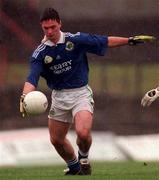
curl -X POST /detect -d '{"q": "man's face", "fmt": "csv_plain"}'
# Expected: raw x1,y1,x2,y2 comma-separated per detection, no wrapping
41,19,61,42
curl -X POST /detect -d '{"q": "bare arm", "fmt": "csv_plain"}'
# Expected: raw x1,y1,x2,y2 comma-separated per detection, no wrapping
22,82,36,95
108,36,129,47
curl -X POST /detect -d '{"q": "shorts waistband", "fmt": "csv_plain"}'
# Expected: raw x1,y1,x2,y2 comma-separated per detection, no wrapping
53,85,88,92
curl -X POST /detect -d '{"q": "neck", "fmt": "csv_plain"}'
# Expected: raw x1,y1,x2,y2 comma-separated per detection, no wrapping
51,31,61,44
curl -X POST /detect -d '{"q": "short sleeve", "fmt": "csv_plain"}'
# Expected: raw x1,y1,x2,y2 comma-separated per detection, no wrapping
26,56,43,87
74,33,108,56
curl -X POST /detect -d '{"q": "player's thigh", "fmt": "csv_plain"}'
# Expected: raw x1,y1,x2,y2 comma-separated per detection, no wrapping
48,118,71,142
74,110,93,135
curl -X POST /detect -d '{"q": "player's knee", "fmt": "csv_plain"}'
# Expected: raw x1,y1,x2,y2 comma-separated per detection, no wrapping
50,136,64,147
77,129,90,141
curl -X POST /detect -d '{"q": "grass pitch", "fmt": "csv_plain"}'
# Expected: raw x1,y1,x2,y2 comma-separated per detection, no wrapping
0,161,159,180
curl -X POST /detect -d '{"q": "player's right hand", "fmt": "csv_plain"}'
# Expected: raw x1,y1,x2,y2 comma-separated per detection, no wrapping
141,87,159,107
20,94,27,117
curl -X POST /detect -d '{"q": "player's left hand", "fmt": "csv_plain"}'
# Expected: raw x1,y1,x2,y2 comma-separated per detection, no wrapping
141,87,159,107
20,94,27,117
128,35,156,45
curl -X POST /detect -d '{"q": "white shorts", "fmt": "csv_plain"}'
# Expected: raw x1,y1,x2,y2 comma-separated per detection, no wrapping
48,85,94,123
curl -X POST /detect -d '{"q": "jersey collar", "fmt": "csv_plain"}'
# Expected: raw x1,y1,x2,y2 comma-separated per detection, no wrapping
44,31,65,46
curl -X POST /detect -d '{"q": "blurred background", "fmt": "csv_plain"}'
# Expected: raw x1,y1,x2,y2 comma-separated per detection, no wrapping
1,0,159,166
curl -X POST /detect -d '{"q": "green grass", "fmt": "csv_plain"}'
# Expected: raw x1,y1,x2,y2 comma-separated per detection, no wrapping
6,63,29,86
6,63,48,89
90,63,159,96
0,161,159,180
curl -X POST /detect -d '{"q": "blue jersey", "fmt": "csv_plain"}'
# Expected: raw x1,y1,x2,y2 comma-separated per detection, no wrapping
27,32,108,90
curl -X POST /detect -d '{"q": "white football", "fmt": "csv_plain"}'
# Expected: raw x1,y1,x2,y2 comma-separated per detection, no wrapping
23,91,48,115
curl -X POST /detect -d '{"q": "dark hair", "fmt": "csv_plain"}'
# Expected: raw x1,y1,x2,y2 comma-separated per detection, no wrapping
40,8,60,23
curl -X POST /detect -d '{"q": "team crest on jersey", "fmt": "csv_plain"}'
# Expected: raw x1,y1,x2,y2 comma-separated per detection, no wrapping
65,41,74,51
44,55,53,64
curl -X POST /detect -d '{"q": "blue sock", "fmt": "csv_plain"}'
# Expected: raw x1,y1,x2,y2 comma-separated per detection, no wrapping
67,158,80,171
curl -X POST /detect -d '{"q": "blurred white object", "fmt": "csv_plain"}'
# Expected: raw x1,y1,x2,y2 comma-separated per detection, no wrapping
23,91,48,115
141,87,159,107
